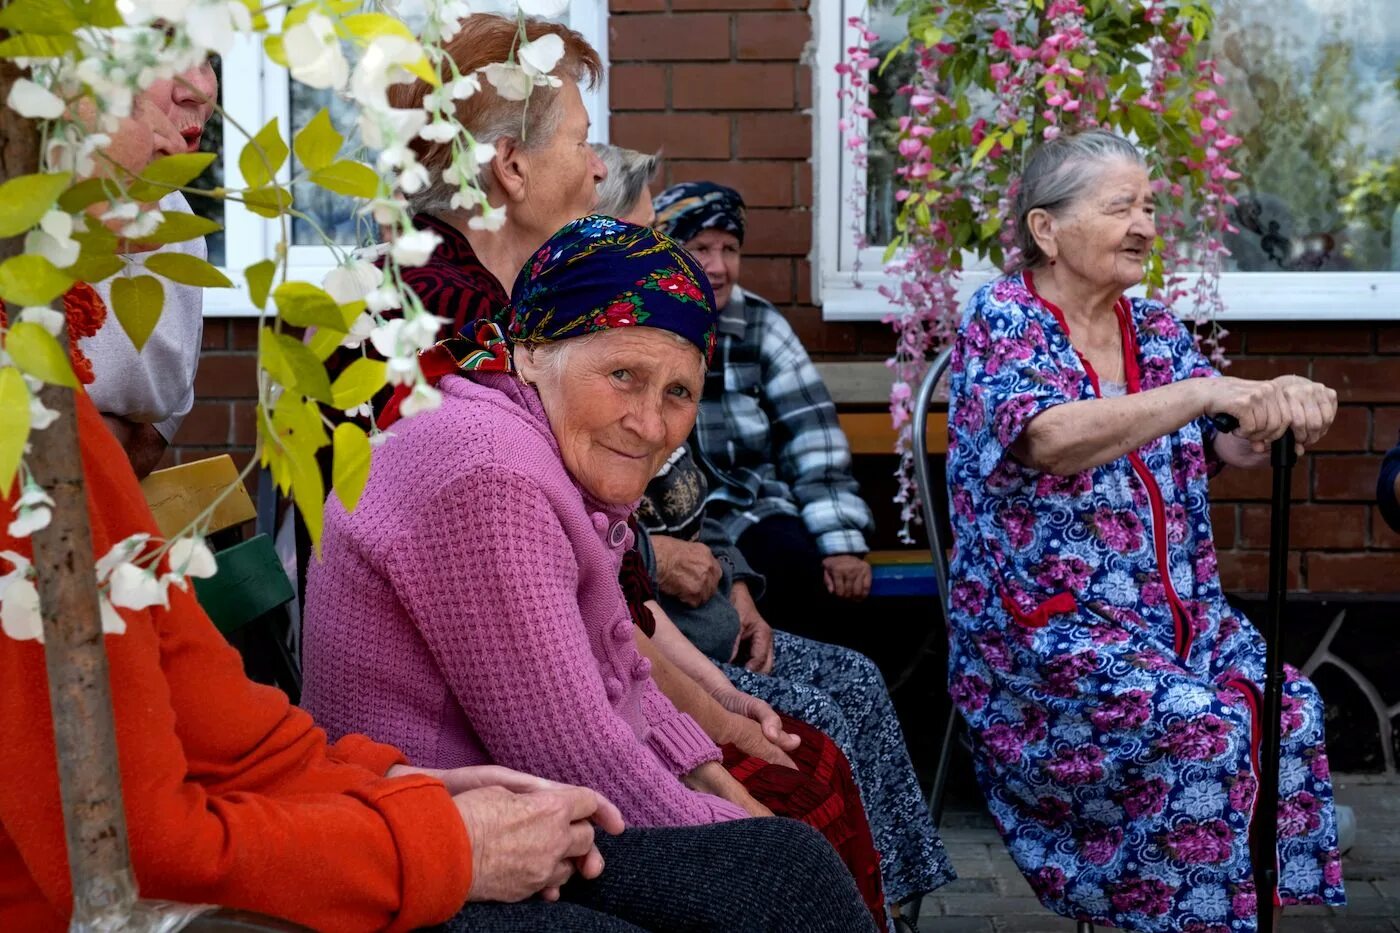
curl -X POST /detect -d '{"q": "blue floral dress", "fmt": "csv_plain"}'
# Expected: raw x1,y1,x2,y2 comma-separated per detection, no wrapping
945,271,1345,932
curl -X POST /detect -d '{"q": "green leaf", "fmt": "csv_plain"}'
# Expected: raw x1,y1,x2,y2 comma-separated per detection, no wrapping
331,357,386,410
969,132,999,168
66,251,124,284
243,185,293,218
273,281,344,330
144,252,234,288
290,445,326,552
134,211,223,246
6,322,77,388
0,33,77,58
110,275,165,351
306,325,344,361
139,152,217,190
0,367,30,494
332,422,372,512
0,254,73,306
262,330,333,403
263,32,287,67
58,177,118,212
245,259,277,310
239,117,288,189
0,0,79,34
309,160,380,199
293,108,343,173
0,172,71,238
342,11,415,41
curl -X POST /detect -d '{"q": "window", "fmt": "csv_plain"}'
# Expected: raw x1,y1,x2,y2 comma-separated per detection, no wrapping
203,1,610,315
813,0,1400,321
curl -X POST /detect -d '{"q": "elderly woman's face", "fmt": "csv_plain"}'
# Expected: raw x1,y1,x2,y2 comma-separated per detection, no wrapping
1041,159,1155,292
685,229,741,312
521,328,704,504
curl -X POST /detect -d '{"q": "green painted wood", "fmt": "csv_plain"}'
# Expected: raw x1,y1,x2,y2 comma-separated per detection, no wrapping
193,534,294,636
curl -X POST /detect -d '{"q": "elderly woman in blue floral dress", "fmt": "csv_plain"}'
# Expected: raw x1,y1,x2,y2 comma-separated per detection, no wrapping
945,130,1346,932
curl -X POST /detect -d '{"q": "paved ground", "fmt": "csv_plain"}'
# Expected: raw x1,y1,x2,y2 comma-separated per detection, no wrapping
915,773,1400,932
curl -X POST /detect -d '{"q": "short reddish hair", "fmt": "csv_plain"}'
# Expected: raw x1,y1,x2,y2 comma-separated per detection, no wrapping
389,14,603,213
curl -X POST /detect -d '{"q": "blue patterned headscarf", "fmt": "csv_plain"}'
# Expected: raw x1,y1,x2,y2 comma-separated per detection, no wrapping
651,182,746,246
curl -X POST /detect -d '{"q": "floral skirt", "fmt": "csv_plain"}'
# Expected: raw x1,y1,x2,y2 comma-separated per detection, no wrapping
723,631,956,905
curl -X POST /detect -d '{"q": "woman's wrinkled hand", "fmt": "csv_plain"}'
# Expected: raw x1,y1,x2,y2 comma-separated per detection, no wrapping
683,761,773,818
652,535,723,607
1271,374,1338,452
451,783,624,903
1205,375,1337,454
729,581,775,672
713,688,801,768
822,554,872,601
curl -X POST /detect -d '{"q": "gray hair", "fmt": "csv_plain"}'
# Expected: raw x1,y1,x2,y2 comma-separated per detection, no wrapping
592,144,661,218
520,328,700,386
1010,130,1146,271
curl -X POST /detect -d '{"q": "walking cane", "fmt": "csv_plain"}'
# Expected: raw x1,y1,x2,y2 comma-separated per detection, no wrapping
1212,415,1294,933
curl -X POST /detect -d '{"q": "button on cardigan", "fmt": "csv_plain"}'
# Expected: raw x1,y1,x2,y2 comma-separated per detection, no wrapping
303,372,748,828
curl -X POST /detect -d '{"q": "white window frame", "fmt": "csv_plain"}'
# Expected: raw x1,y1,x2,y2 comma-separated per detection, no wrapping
811,0,1400,323
204,2,610,316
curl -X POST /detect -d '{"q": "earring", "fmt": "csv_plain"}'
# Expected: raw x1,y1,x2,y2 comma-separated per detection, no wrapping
1049,257,1057,266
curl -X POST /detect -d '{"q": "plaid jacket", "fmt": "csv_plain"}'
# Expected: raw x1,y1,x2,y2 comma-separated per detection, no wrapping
690,287,873,556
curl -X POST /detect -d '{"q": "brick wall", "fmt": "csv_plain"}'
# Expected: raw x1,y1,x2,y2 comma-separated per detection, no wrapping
170,1,1399,595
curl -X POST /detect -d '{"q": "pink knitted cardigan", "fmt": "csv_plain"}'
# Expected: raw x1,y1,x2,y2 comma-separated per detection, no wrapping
302,372,747,828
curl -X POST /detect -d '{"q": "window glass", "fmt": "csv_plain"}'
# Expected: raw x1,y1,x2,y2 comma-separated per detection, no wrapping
861,3,914,249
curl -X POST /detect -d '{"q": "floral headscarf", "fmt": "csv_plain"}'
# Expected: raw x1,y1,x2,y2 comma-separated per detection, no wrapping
378,215,718,427
651,182,746,247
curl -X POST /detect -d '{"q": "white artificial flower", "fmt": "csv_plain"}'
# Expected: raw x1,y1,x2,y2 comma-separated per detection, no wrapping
358,106,428,152
467,204,507,232
108,562,170,610
0,577,42,642
385,355,417,386
350,35,423,108
401,311,445,349
120,209,164,239
140,0,195,23
518,34,564,78
101,202,140,222
343,401,373,419
450,73,481,100
417,120,458,144
389,228,443,267
322,260,381,305
473,141,496,165
98,595,127,635
25,211,82,269
364,285,403,314
368,318,405,359
28,395,59,431
46,129,110,177
431,0,473,40
7,485,55,538
340,311,378,350
282,14,349,91
399,382,442,418
480,62,532,101
184,0,252,56
6,78,65,119
166,535,218,579
96,533,151,581
515,0,569,17
364,196,408,227
397,159,431,195
19,305,67,337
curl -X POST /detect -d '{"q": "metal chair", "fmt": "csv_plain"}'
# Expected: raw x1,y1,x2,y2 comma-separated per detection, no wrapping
908,347,1094,933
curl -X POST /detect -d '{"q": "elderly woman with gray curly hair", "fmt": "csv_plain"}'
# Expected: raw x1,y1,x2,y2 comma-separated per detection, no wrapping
944,129,1346,931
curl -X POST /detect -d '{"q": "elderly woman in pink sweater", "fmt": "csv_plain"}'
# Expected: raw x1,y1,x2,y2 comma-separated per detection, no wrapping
303,217,771,830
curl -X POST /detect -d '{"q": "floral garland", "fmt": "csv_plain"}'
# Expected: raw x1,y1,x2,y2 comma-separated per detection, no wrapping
838,0,1240,539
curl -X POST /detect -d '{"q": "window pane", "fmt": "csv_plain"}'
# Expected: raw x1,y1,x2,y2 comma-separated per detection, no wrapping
861,3,914,248
1214,0,1399,271
190,54,225,266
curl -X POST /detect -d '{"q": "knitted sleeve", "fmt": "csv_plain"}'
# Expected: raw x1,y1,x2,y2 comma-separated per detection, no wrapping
383,463,747,829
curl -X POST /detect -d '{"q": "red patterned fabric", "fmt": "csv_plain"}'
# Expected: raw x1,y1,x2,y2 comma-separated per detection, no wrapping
722,713,887,928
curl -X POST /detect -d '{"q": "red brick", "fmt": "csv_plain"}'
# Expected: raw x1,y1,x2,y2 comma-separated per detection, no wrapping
193,354,259,399
1242,323,1373,355
1310,405,1368,452
794,257,812,305
611,112,730,160
1312,455,1384,501
740,256,795,304
1240,503,1368,550
1216,550,1301,594
668,159,794,207
745,206,811,255
795,161,812,207
1223,355,1309,383
1376,325,1400,353
231,318,259,350
174,403,231,446
1312,357,1400,403
1208,460,1309,502
1374,407,1400,452
672,63,795,110
736,12,810,60
1210,325,1244,359
673,0,805,9
610,64,667,110
736,112,811,159
1372,507,1400,550
795,63,812,109
232,401,258,447
1210,503,1237,549
201,320,227,350
610,0,665,11
786,305,857,353
610,13,731,61
1307,551,1400,593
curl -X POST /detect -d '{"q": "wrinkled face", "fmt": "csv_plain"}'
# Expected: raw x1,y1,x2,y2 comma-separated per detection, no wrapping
1043,159,1156,291
684,228,741,311
520,80,608,235
521,328,704,505
142,60,219,152
620,183,655,227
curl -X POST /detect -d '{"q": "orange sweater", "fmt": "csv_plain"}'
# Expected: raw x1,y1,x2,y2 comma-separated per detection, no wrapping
0,393,472,931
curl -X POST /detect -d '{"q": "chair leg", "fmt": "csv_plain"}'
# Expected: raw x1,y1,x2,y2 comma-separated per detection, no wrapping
927,703,959,829
1076,921,1095,932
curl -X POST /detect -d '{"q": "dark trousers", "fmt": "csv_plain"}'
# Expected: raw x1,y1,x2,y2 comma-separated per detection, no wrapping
436,818,878,933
